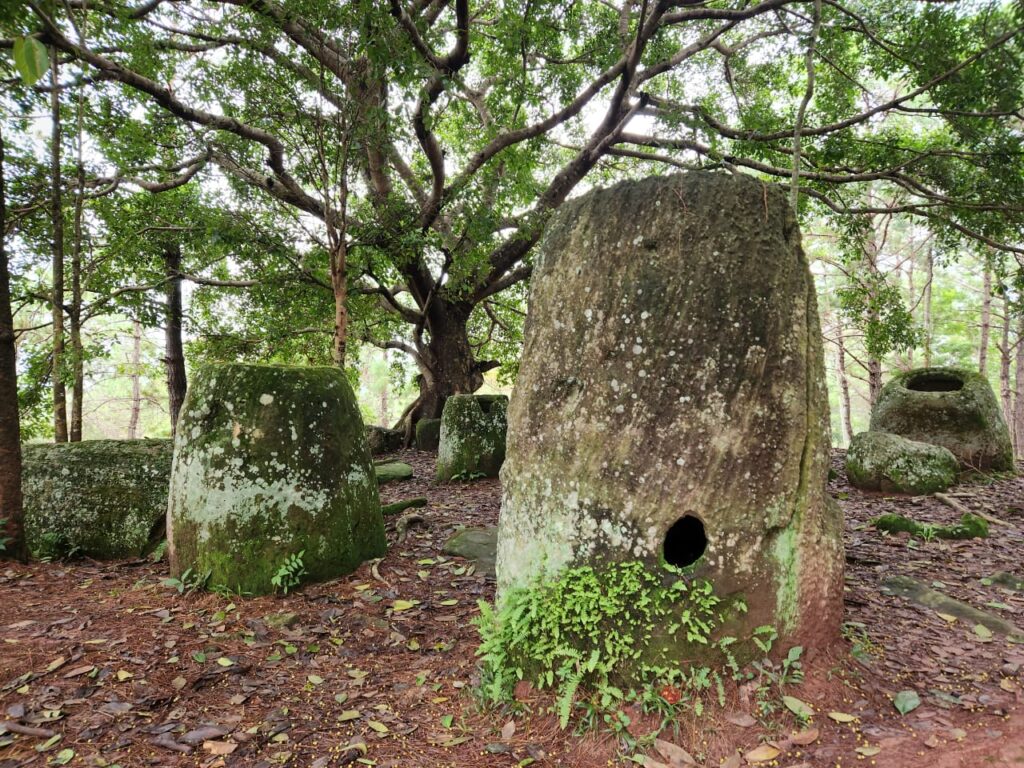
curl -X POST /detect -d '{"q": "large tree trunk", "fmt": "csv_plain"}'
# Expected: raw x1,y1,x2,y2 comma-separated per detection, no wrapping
50,50,68,443
979,261,991,375
128,319,143,439
397,299,490,441
0,124,26,561
163,245,187,435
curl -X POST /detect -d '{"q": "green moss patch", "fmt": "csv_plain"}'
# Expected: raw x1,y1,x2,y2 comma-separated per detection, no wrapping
23,439,172,560
872,512,989,540
375,462,413,485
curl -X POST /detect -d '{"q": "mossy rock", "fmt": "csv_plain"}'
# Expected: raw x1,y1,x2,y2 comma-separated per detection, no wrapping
375,462,413,485
871,367,1014,471
415,418,441,452
23,439,172,560
167,363,386,595
366,425,403,456
873,512,988,539
437,395,508,482
846,431,958,495
497,172,844,669
442,526,497,575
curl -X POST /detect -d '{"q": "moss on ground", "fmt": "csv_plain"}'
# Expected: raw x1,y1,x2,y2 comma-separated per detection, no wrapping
873,512,989,540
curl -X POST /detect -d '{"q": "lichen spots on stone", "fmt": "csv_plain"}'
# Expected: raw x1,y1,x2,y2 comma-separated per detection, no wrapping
437,395,508,482
23,439,173,560
167,363,385,594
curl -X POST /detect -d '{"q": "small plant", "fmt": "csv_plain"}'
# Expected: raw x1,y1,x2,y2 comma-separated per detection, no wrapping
449,470,488,482
161,567,210,595
475,561,731,729
271,551,307,595
0,518,9,553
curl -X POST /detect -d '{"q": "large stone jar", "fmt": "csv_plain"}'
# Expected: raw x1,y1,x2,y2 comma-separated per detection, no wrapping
496,172,843,662
168,363,386,594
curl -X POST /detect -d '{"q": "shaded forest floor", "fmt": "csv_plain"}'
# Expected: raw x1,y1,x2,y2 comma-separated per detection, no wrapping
2,450,1024,768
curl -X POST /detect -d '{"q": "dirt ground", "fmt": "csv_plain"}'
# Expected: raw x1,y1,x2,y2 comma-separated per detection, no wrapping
1,449,1023,768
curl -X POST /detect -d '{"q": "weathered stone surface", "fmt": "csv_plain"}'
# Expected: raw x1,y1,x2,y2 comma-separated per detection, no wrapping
366,425,403,456
846,431,958,495
23,439,172,559
436,395,508,482
497,172,843,661
375,462,413,485
415,418,441,452
168,363,386,594
442,526,497,575
871,367,1014,471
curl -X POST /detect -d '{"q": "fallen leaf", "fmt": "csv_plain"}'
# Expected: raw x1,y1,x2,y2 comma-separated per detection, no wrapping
115,670,133,681
782,695,813,719
936,612,958,623
790,728,819,746
216,657,234,667
367,720,389,734
62,664,95,679
725,712,757,728
893,689,921,715
392,600,416,612
501,720,516,740
856,746,881,756
827,711,857,723
743,744,780,763
338,710,361,722
171,676,187,690
307,674,324,685
974,624,994,641
655,737,697,765
203,740,237,756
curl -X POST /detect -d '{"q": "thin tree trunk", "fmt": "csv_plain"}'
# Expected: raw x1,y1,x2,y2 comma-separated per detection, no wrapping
999,297,1013,440
68,112,86,442
50,50,68,442
836,318,854,444
163,245,187,435
331,241,348,367
979,261,991,376
128,320,143,440
0,124,26,561
905,254,915,367
923,246,934,368
1014,314,1024,455
867,358,883,409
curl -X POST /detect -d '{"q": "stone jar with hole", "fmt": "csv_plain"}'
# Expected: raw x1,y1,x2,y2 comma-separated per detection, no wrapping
436,394,509,481
167,363,386,594
870,366,1014,471
496,172,844,666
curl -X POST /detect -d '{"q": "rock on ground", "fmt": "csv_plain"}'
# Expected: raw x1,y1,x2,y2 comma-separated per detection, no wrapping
415,418,441,452
871,366,1014,471
366,425,404,456
23,439,172,559
846,430,959,495
167,363,386,594
442,526,497,575
436,395,508,482
497,172,844,661
375,462,413,485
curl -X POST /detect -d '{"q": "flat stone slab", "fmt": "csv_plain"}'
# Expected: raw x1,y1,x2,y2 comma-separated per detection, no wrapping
375,462,413,485
882,575,1023,639
442,526,497,575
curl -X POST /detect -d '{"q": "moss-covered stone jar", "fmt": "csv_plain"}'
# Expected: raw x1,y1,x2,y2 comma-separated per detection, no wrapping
23,439,172,559
496,172,844,666
167,363,386,594
436,395,508,482
870,367,1014,471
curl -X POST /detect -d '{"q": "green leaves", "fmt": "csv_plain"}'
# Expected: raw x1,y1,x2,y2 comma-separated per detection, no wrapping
892,689,921,715
12,36,49,85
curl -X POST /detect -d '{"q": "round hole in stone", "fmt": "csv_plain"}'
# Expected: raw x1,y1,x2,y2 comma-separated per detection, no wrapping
663,515,707,568
906,372,964,392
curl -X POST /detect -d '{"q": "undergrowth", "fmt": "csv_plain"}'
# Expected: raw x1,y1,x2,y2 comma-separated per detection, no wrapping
475,561,755,734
